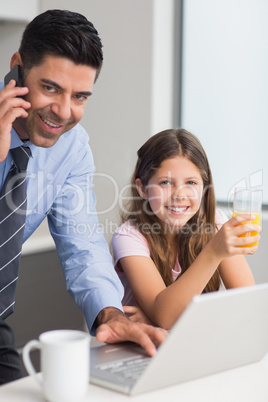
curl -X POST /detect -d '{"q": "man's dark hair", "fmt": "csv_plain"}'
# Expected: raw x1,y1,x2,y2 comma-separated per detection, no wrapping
19,9,103,81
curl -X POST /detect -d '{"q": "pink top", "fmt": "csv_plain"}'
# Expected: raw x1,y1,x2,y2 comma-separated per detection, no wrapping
112,209,228,306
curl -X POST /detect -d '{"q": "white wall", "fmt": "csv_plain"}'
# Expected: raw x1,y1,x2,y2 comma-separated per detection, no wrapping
0,1,38,22
181,0,268,204
0,22,25,75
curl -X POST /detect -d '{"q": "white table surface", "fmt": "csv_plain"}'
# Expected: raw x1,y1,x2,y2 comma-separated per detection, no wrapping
1,353,268,402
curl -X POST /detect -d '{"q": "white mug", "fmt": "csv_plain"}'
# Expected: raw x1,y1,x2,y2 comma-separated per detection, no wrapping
23,329,90,402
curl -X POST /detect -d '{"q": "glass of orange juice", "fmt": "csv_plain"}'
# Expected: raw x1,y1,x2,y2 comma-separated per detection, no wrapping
232,187,262,249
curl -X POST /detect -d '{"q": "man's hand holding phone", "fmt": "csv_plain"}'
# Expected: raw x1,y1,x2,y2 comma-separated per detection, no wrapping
0,66,31,162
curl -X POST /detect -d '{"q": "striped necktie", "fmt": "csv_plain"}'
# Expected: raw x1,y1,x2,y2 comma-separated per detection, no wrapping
0,146,30,320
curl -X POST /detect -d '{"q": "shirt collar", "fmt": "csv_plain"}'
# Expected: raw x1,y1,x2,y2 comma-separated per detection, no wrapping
11,128,33,157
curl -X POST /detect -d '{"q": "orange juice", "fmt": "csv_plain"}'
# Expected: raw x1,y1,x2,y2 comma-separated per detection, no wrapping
232,212,261,247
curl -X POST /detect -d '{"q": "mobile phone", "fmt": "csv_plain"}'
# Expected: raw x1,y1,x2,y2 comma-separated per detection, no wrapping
4,65,23,87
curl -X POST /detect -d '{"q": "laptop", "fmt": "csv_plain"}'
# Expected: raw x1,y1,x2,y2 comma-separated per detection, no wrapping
90,283,268,395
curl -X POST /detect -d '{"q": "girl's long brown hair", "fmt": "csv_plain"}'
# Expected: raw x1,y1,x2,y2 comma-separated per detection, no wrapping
120,128,221,293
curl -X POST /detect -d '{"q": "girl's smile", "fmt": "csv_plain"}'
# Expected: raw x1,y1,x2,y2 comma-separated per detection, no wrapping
166,205,189,215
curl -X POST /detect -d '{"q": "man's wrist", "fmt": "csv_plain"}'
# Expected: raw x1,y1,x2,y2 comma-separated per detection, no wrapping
96,307,125,326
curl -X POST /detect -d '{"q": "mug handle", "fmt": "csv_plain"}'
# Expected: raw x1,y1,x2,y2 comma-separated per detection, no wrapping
22,340,42,387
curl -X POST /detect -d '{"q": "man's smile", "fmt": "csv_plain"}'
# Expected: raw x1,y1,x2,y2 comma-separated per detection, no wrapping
40,116,62,128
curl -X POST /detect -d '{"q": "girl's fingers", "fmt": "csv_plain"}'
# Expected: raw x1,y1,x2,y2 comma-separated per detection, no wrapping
240,245,259,255
231,213,254,224
123,306,138,314
236,234,260,245
235,224,261,237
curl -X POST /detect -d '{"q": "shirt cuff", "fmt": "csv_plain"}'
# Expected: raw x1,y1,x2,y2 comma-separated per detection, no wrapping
82,288,124,336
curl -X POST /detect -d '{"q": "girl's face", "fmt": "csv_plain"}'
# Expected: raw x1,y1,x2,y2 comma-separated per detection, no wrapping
137,156,204,229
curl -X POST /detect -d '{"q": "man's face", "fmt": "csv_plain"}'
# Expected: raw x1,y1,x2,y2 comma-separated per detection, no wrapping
14,55,97,147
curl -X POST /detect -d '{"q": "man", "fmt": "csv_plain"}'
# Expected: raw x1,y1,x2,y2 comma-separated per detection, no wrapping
0,9,166,383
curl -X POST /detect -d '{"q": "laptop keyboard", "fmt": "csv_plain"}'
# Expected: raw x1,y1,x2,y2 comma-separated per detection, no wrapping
97,356,150,380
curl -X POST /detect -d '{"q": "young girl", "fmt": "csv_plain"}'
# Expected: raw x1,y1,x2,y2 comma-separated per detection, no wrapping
112,129,260,329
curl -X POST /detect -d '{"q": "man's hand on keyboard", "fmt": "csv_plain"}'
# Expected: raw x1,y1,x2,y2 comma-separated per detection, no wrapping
96,307,167,357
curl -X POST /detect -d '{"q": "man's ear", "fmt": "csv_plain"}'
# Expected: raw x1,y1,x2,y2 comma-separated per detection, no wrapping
135,178,148,200
10,52,23,70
